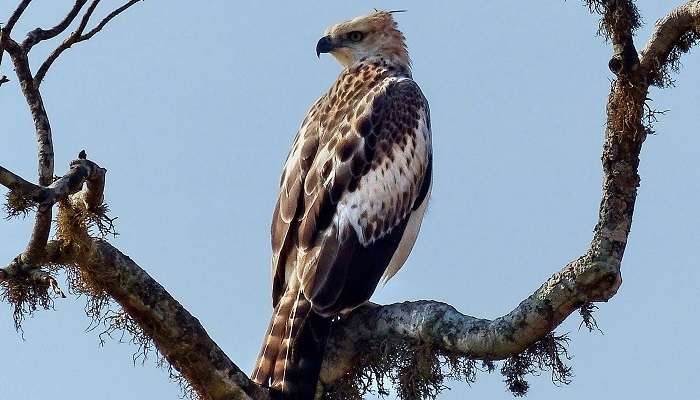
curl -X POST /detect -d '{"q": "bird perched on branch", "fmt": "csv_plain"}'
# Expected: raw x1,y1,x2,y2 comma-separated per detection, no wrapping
252,10,433,399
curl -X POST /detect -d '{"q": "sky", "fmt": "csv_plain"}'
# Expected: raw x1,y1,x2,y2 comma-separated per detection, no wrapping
1,1,699,399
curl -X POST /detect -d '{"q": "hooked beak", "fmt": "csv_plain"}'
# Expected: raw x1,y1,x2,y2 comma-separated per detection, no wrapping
316,35,335,58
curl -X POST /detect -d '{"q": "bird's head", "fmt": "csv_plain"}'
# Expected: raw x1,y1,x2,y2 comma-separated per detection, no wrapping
316,10,409,69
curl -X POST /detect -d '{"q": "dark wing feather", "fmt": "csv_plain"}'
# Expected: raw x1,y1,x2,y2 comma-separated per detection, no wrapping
297,78,432,315
271,98,323,306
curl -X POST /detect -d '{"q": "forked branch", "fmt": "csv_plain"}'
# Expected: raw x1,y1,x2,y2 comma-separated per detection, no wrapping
3,1,700,400
34,0,142,86
21,0,88,51
2,27,55,264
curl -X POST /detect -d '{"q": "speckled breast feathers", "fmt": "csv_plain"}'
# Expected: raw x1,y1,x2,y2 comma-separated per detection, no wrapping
271,59,432,315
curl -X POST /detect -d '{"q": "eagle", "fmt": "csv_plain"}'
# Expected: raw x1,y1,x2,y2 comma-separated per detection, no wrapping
252,10,433,399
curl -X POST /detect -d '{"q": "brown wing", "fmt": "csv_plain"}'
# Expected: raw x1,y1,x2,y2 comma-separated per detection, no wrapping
295,78,432,316
270,97,323,307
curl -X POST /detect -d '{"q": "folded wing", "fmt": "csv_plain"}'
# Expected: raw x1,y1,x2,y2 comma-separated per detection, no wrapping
271,77,432,316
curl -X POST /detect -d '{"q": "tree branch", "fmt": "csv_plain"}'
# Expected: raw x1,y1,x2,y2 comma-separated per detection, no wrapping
584,0,641,75
34,0,141,87
1,156,266,399
2,36,55,264
639,0,700,86
1,155,106,222
0,31,638,389
21,0,88,51
3,0,33,34
0,0,33,87
322,253,619,386
32,0,98,86
5,1,700,399
81,0,141,41
38,238,271,400
0,165,46,203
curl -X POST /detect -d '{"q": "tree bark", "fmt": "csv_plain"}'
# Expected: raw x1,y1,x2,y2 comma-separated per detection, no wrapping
3,1,700,399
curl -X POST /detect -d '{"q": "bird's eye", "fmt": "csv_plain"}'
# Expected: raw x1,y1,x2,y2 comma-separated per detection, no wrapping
347,31,364,42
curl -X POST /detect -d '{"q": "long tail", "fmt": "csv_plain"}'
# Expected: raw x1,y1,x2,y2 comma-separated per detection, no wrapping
252,283,331,400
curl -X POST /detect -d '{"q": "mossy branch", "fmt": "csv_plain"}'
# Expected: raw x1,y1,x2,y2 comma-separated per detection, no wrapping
4,1,700,400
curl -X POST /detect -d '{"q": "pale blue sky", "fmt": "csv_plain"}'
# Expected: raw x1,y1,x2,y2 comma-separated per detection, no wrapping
2,1,699,399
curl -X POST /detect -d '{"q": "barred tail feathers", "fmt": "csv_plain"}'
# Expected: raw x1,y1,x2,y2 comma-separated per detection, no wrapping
252,284,299,385
254,283,331,399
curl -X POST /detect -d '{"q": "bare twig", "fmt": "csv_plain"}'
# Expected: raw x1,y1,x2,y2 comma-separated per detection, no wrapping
81,0,141,41
4,0,33,34
34,0,142,86
21,0,88,51
0,6,24,71
32,0,99,86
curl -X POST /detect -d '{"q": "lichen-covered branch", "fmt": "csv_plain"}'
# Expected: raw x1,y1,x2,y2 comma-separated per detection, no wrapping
2,156,265,399
3,1,700,400
41,238,270,400
0,155,105,218
584,0,641,74
0,155,106,323
318,0,680,396
0,165,46,203
321,253,618,388
319,1,700,396
639,0,700,87
1,0,139,263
